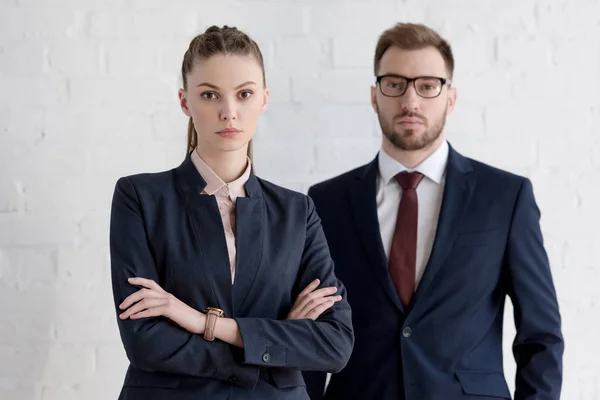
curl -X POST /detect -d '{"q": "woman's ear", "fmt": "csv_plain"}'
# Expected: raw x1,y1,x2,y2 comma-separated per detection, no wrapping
261,87,270,113
178,88,192,117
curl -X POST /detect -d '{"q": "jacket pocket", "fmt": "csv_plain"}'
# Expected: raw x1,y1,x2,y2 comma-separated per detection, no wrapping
455,370,510,398
123,367,181,388
271,368,306,389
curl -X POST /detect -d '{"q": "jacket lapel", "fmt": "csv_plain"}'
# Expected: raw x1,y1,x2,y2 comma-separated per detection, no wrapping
232,171,264,314
349,156,404,312
409,145,475,311
175,154,233,315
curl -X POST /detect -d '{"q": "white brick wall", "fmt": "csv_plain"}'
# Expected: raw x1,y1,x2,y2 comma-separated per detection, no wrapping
0,0,598,398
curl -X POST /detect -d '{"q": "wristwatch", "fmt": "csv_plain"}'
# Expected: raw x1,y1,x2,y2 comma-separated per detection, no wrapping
202,307,224,341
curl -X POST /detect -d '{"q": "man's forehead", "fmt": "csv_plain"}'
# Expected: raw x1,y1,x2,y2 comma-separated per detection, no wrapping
379,46,447,76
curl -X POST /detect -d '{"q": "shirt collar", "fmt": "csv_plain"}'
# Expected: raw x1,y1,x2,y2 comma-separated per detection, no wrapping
378,139,449,185
191,149,251,199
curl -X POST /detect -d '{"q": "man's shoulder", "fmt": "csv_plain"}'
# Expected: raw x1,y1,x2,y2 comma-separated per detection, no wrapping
309,162,372,198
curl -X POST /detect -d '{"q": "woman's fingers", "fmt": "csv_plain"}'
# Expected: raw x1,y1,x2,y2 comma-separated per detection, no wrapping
128,277,165,293
297,279,321,299
119,288,162,310
293,286,338,316
120,298,166,319
306,298,339,320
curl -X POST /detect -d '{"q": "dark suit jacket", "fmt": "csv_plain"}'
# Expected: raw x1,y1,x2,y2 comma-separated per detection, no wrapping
109,154,354,400
303,145,563,400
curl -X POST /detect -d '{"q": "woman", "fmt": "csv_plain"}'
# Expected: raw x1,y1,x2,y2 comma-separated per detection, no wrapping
110,25,354,400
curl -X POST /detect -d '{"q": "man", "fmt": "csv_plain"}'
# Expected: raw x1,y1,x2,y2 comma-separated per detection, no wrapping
303,23,563,400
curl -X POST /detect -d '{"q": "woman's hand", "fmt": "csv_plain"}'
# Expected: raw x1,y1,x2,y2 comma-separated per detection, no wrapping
119,277,206,335
287,279,342,321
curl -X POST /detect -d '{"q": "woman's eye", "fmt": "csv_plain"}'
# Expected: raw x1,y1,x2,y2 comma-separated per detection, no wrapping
201,92,218,100
239,91,253,99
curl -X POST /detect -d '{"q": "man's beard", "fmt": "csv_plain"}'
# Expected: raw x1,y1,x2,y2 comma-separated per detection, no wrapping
378,106,447,151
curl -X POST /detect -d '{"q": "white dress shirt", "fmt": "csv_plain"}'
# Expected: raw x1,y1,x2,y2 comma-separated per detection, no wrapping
376,140,449,288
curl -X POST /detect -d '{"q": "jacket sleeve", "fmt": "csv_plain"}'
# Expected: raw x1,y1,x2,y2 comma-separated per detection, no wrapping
505,178,564,400
234,195,354,373
110,177,261,389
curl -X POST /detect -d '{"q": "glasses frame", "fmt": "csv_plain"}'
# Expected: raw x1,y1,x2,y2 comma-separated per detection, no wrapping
376,74,452,98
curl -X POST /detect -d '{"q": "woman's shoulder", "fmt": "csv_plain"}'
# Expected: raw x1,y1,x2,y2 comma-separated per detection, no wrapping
113,168,176,199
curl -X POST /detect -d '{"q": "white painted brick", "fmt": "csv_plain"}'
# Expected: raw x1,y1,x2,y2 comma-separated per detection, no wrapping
496,35,552,71
273,37,330,74
77,209,110,247
535,1,600,39
106,40,161,76
292,69,373,103
5,142,87,180
0,179,22,213
260,103,377,145
151,105,188,141
197,4,306,37
0,213,79,246
0,379,42,400
47,40,103,76
1,311,55,345
0,41,47,75
95,344,129,381
538,136,595,169
528,168,581,215
0,76,68,106
68,76,175,108
332,38,377,69
52,306,117,344
0,286,57,314
0,7,82,39
264,68,292,104
0,107,46,148
56,246,109,287
41,380,122,400
483,100,594,140
42,106,154,143
444,102,485,137
159,39,192,76
0,248,57,289
21,176,99,215
0,1,599,398
252,144,314,178
564,237,600,270
307,3,400,38
89,9,198,39
38,345,96,384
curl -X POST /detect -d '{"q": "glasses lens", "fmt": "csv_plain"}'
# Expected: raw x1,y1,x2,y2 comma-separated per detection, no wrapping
415,77,442,98
380,76,408,96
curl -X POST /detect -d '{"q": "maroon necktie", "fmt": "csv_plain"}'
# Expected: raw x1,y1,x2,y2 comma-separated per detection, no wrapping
389,172,424,308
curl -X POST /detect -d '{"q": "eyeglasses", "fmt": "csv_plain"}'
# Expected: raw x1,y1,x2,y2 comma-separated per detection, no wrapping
376,75,452,98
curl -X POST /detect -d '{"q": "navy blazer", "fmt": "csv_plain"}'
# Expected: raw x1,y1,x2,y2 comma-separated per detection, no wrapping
303,145,563,400
109,154,354,400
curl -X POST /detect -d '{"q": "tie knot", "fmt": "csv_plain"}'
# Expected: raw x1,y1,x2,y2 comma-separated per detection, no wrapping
395,172,424,189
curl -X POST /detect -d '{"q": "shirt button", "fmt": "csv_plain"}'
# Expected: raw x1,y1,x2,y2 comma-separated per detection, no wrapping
262,353,271,363
229,375,239,383
402,327,413,338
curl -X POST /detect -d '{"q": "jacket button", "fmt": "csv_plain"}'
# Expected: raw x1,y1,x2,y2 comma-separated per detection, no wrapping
262,353,271,363
229,375,239,383
402,327,412,338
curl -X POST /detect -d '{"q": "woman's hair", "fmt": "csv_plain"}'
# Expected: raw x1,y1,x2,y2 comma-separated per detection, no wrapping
181,25,266,159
